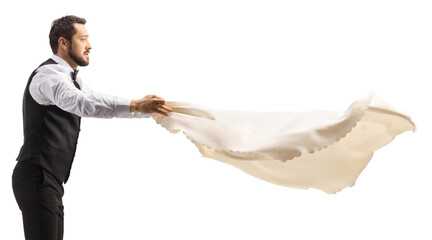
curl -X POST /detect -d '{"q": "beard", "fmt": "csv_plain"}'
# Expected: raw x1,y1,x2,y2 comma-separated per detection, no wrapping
68,46,89,67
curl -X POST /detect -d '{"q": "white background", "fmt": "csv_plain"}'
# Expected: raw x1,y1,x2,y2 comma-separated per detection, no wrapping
1,0,431,239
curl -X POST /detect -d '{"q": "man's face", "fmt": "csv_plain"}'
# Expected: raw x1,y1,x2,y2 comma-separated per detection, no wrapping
68,23,92,67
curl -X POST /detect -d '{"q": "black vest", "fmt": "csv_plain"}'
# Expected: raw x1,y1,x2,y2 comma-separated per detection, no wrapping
16,59,81,183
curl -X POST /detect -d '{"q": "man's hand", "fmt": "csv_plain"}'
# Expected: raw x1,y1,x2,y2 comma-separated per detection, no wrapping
130,95,172,116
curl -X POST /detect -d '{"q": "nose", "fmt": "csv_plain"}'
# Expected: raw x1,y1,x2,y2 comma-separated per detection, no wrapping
87,41,92,50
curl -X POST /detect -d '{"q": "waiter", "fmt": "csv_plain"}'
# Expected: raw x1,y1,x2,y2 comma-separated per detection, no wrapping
12,15,171,240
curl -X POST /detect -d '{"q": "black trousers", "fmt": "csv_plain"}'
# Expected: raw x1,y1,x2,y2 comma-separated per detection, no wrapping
12,161,65,240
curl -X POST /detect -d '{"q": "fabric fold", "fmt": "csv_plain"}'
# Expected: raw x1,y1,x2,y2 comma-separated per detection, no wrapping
153,93,415,193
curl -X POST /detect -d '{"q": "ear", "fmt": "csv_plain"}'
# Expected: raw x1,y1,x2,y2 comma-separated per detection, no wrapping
58,37,69,51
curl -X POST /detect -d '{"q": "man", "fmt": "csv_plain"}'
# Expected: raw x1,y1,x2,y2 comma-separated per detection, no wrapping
12,15,171,240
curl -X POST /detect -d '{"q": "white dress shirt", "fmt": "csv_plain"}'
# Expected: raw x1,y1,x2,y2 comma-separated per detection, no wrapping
29,55,150,118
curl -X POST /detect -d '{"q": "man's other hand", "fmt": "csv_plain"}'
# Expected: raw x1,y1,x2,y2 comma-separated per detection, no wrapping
130,95,172,116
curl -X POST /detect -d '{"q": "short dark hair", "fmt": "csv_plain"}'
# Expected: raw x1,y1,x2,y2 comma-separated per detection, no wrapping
49,15,86,54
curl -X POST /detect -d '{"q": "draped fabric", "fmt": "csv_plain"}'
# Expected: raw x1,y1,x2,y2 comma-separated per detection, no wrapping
153,93,415,193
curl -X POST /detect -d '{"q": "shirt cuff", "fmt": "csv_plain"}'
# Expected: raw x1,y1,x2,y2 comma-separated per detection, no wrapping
117,97,132,113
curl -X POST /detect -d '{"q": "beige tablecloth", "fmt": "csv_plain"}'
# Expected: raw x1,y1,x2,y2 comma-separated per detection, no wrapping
153,93,415,193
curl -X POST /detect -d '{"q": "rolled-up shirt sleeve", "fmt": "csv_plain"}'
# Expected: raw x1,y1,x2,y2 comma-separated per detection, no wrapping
29,65,151,118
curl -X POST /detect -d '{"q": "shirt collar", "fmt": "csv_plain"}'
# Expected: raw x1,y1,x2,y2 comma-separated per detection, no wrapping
51,54,77,73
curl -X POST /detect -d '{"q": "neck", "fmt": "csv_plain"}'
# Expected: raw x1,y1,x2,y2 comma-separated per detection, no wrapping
56,52,78,70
